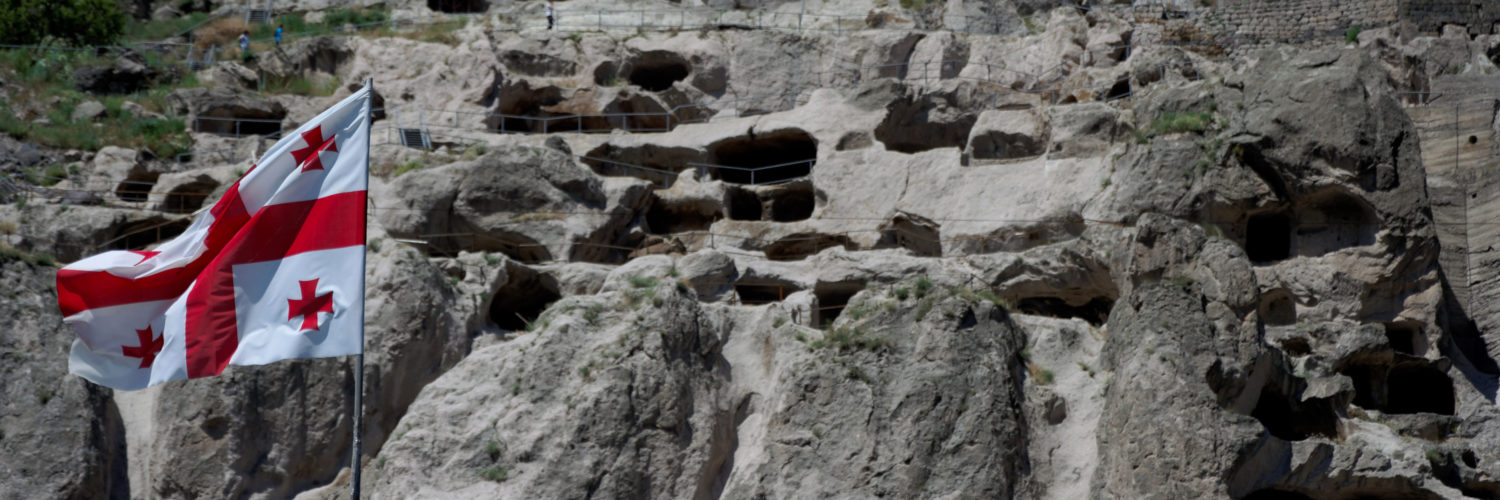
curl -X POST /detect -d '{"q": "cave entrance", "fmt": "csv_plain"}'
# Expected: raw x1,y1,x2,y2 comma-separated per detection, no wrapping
466,231,552,264
1259,289,1296,326
428,0,487,13
1245,212,1291,263
1295,192,1379,257
707,130,817,185
109,217,190,250
163,178,219,214
1386,364,1455,415
725,186,762,221
116,172,159,203
581,143,703,188
763,232,852,261
874,94,977,154
1241,489,1315,500
487,83,564,134
1104,79,1131,100
1249,383,1339,441
1384,321,1425,356
814,281,865,328
626,51,691,92
645,195,720,235
1014,296,1113,326
734,280,798,305
764,182,815,222
488,263,560,331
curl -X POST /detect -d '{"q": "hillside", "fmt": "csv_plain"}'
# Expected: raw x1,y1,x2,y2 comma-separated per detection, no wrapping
2,1,1500,499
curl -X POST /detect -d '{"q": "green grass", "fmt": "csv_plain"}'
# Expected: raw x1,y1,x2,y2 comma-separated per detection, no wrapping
0,50,191,158
914,277,933,298
811,325,889,351
122,12,211,41
1345,25,1361,44
481,466,509,482
1149,111,1212,136
628,276,658,289
394,161,424,176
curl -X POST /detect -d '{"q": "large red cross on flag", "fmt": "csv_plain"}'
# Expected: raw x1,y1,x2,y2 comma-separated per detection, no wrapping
58,86,373,390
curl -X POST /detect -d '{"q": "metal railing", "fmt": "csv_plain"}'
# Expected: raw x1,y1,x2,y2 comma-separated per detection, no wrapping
688,160,815,186
190,115,285,137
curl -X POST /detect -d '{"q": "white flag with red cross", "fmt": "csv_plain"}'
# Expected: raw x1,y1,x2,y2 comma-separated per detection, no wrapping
57,86,373,391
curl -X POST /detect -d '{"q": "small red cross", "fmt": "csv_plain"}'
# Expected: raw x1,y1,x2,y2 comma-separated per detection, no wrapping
287,279,334,331
121,325,163,368
128,250,160,266
289,126,339,173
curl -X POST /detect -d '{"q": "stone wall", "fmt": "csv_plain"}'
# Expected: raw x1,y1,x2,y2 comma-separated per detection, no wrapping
1129,0,1497,53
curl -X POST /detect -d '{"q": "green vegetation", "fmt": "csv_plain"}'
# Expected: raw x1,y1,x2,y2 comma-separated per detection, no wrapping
893,287,910,300
628,276,658,289
0,51,191,157
481,466,509,482
394,160,424,176
0,242,56,267
811,325,889,351
484,441,501,460
914,277,933,298
260,74,340,97
1345,25,1362,44
1149,111,1212,136
122,12,210,42
0,0,125,46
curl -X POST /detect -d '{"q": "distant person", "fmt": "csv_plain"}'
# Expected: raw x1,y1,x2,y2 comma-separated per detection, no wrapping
238,31,250,53
546,1,555,30
275,25,283,46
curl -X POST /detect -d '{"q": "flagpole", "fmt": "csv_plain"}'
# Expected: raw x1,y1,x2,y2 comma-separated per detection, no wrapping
352,77,372,500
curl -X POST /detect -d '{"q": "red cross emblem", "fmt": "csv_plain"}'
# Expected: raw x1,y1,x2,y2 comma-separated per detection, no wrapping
128,250,160,266
121,325,163,368
290,126,339,173
287,278,334,331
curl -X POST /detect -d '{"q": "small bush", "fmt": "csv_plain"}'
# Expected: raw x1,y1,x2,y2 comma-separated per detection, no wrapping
914,277,933,298
628,276,658,289
481,466,509,482
1148,111,1212,136
1345,25,1362,44
484,441,501,461
893,288,909,300
813,325,889,352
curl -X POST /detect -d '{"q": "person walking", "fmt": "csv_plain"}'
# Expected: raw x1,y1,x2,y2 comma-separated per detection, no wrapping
274,25,283,46
238,31,250,53
546,1,555,30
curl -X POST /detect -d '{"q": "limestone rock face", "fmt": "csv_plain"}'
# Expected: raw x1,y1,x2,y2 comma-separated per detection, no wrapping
376,146,650,264
167,87,288,135
0,260,127,499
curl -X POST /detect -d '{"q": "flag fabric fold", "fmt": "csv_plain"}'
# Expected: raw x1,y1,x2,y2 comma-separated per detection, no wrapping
59,86,372,390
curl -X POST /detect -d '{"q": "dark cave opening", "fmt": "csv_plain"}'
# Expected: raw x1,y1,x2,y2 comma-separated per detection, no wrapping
764,182,815,222
1104,79,1131,100
626,51,692,92
734,281,799,305
109,218,190,251
1250,384,1339,441
1384,321,1423,355
427,0,487,13
1259,289,1297,326
708,130,817,185
1294,191,1379,257
1013,296,1113,326
1245,212,1292,263
814,281,865,328
115,172,159,202
645,195,720,235
873,97,977,154
1386,364,1455,415
1241,489,1315,500
194,114,283,136
487,84,564,133
725,186,762,221
488,265,560,331
163,178,219,214
763,232,853,261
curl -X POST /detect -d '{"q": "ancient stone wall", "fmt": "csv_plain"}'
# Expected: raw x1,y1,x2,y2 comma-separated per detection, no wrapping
1130,0,1496,53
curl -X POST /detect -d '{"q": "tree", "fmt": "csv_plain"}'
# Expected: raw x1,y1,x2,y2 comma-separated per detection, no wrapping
0,0,125,46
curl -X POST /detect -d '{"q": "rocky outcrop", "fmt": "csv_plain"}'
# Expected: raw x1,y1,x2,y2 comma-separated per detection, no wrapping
0,260,127,499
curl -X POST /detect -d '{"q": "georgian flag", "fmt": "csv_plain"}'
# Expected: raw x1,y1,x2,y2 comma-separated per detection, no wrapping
57,86,373,390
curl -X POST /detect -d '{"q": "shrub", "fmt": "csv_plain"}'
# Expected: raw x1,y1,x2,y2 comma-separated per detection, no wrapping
628,276,658,289
1345,25,1361,44
0,0,124,46
914,277,933,298
893,287,909,300
1149,111,1212,136
481,466,508,482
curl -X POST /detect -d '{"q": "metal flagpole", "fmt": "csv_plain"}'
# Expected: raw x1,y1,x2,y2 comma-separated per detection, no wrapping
352,76,372,500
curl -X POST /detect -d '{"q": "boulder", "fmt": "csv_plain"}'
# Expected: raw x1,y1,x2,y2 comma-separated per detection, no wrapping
167,87,287,135
1047,102,1127,158
968,107,1049,160
677,248,738,301
70,101,106,122
73,54,154,94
